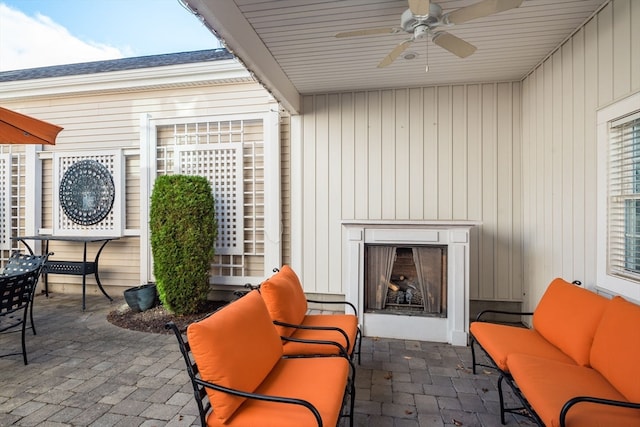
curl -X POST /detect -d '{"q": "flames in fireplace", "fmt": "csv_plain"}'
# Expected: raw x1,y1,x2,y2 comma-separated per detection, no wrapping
365,245,447,317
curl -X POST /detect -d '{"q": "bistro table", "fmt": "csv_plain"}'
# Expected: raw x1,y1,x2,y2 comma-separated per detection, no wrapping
12,235,120,310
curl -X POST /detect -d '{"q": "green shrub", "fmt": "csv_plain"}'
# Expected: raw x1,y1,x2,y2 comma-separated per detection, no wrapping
149,175,217,315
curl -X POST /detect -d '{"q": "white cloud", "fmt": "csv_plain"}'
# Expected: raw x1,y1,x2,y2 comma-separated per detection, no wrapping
0,3,125,72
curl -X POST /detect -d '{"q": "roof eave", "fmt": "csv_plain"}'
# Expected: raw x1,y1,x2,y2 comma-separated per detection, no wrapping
0,59,252,100
183,0,301,114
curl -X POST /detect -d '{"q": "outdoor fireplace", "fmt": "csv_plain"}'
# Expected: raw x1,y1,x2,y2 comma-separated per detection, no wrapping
365,246,447,317
343,220,477,345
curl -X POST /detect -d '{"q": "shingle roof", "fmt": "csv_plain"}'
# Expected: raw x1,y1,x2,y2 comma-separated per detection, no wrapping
0,49,234,83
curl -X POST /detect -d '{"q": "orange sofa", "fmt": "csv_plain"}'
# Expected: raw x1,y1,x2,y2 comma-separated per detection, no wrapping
168,290,355,427
470,278,640,426
259,266,361,363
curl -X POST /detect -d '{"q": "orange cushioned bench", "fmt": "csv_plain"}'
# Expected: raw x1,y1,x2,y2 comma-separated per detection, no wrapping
259,266,361,363
167,290,355,427
470,278,640,426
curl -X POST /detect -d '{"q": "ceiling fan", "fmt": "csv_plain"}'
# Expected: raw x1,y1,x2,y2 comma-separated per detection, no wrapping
335,0,524,67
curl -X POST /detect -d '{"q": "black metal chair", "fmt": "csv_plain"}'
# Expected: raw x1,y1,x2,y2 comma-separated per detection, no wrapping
0,251,49,365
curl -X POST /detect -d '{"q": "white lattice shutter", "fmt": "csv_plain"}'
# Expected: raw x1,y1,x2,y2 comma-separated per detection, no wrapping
175,144,244,255
0,154,11,249
53,151,124,236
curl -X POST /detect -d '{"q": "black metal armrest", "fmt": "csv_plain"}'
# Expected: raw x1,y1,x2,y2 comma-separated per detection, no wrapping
193,377,323,426
273,320,351,354
280,335,350,358
475,309,534,322
306,299,357,316
560,396,640,427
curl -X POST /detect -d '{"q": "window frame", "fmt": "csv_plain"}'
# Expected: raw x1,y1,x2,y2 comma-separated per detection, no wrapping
596,91,640,302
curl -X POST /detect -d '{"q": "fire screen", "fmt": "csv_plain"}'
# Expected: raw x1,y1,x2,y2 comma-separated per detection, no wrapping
365,245,447,317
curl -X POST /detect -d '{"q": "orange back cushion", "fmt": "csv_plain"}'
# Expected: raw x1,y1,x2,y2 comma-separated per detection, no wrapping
590,296,640,402
259,266,308,337
532,278,608,366
187,290,283,424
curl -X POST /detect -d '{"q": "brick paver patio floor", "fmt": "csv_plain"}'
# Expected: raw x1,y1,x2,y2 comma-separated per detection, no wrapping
0,292,534,427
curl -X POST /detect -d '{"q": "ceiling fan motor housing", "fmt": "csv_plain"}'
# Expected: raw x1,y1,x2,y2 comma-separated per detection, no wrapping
400,3,443,33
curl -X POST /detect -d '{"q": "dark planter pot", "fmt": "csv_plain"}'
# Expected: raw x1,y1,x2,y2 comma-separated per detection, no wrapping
124,283,157,312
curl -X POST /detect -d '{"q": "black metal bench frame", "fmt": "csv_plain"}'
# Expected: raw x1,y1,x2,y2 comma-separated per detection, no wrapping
469,308,542,425
166,320,356,427
498,371,640,427
468,281,640,426
255,268,364,365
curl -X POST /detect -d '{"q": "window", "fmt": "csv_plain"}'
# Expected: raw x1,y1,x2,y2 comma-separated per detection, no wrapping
597,91,640,302
614,114,640,274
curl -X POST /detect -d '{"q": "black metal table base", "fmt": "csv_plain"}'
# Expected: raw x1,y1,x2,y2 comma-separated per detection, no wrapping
13,236,119,311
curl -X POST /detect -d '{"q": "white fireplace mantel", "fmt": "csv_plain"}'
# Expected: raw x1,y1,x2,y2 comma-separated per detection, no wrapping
342,220,479,346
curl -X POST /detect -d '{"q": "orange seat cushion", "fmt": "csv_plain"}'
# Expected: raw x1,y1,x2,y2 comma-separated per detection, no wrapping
470,322,574,372
205,357,350,427
508,354,640,427
260,266,308,337
590,296,640,403
532,278,609,366
283,314,359,357
187,290,283,424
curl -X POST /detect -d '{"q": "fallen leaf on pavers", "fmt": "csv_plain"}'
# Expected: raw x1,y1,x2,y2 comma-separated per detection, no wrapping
405,409,414,415
483,370,493,375
384,371,393,380
453,419,464,426
482,387,489,393
456,364,472,373
404,356,412,360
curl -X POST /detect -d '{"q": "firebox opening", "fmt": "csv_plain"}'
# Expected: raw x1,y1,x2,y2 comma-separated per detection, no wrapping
364,245,447,317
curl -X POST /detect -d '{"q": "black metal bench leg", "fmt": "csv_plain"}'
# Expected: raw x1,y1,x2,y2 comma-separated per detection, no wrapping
498,374,507,425
349,376,355,427
357,327,362,365
470,336,477,374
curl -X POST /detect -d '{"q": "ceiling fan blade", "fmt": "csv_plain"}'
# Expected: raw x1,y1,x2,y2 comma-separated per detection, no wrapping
378,39,413,68
444,0,523,25
408,0,430,16
432,32,476,58
335,27,397,38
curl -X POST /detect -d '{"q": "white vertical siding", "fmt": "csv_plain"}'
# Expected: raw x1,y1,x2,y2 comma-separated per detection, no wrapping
521,0,640,309
300,82,523,301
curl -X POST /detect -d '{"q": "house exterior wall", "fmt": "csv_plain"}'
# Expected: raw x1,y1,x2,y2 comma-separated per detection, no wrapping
294,84,523,301
521,0,640,310
1,68,280,297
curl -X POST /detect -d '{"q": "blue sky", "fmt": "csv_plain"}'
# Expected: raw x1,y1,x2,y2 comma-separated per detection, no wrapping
0,0,221,72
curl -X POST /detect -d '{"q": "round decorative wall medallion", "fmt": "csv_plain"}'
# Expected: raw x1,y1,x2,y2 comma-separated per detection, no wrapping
59,160,115,226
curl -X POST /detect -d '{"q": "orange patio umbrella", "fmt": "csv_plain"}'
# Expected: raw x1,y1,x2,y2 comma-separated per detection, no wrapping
0,106,63,145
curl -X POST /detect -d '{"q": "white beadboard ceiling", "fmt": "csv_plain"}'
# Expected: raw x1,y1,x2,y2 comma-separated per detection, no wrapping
184,0,607,113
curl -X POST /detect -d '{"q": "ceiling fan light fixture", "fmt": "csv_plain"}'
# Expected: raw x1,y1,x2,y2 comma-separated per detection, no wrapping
413,25,429,39
402,51,419,60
